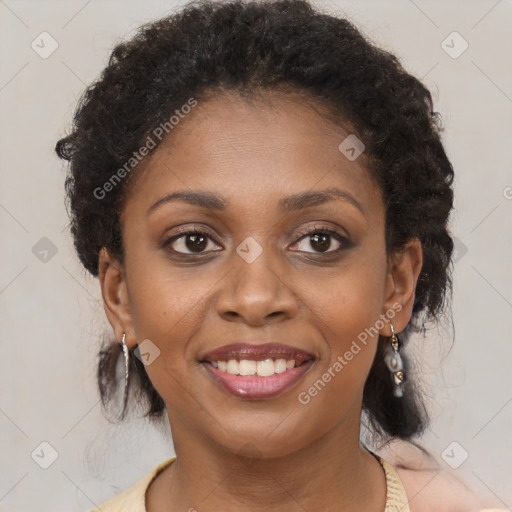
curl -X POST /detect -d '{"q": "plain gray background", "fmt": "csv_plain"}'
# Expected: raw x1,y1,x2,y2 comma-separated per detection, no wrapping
0,0,511,510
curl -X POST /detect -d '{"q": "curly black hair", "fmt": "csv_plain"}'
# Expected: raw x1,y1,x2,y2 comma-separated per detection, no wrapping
55,0,454,442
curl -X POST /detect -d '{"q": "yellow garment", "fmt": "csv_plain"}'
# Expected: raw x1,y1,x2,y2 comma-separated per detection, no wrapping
90,456,505,511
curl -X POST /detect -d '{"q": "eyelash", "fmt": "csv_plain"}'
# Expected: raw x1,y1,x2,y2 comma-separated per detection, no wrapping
162,225,351,257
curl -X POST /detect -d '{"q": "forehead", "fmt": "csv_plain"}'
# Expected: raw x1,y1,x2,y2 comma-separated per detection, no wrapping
123,90,383,220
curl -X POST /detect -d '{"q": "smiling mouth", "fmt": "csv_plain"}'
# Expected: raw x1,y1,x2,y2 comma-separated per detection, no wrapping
200,357,315,399
198,342,316,399
203,358,309,377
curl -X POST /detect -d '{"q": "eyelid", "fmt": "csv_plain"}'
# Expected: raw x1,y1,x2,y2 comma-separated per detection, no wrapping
165,223,348,241
289,224,350,253
162,222,351,255
162,225,223,252
292,223,350,240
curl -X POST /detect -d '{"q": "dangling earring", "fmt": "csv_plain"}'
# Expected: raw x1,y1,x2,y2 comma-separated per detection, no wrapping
121,333,130,418
384,324,405,397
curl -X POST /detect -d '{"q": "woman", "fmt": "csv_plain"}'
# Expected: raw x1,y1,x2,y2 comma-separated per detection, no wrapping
55,0,506,510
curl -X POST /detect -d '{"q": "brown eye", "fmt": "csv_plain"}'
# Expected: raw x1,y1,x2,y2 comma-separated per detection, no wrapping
291,228,349,254
165,230,222,254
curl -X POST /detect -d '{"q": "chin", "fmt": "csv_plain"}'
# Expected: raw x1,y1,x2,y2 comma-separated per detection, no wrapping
212,422,313,461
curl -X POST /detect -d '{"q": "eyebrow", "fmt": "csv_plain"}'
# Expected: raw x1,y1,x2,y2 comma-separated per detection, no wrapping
146,187,365,217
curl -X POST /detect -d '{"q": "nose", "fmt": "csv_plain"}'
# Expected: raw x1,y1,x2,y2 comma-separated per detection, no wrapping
216,243,299,326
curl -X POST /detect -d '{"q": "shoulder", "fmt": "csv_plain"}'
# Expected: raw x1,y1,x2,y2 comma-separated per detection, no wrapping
376,441,506,512
88,458,176,512
397,466,507,512
88,476,148,512
396,465,479,511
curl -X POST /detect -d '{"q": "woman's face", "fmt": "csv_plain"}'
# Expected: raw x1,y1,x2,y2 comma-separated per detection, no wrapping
100,91,420,458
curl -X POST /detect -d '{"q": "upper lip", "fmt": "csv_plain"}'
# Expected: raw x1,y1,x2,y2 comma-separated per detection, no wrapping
200,342,315,364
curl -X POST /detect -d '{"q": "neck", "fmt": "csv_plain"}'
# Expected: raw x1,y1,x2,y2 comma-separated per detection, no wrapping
148,412,387,512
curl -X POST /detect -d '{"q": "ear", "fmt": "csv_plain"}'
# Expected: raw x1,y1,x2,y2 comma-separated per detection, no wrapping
381,238,423,336
98,247,136,348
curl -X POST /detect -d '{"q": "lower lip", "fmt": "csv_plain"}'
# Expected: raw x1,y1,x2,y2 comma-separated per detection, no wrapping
202,360,314,399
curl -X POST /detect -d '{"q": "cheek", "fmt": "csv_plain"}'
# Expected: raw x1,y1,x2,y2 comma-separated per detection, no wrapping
300,257,387,387
123,245,208,372
124,227,209,329
126,271,212,409
307,258,386,338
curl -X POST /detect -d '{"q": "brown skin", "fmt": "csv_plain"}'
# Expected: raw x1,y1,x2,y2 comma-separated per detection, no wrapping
98,91,422,512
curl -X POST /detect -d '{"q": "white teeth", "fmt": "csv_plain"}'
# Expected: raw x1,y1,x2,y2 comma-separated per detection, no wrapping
257,359,275,377
210,358,302,376
239,359,257,375
274,359,287,373
226,359,239,374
